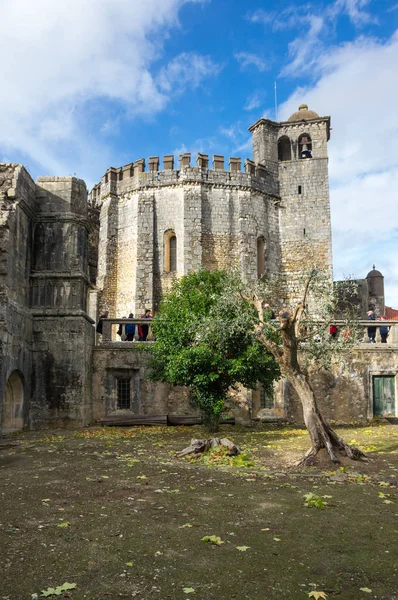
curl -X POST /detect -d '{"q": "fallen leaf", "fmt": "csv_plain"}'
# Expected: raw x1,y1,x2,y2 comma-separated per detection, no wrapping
57,521,70,528
261,528,270,531
41,582,77,597
125,562,134,567
236,546,250,551
273,537,281,542
308,592,327,600
359,588,372,593
201,535,224,545
183,588,195,594
179,523,193,528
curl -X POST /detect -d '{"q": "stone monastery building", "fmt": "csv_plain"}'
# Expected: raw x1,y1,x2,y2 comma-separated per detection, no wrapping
1,105,397,432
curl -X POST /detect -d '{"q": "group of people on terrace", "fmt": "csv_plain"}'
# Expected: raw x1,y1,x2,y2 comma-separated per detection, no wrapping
367,311,390,344
96,309,153,342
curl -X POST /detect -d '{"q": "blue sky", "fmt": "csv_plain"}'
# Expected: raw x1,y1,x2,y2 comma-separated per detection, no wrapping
1,0,397,305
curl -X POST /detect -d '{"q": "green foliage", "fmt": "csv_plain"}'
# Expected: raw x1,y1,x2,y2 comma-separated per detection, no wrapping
148,269,279,429
303,492,331,509
190,446,255,468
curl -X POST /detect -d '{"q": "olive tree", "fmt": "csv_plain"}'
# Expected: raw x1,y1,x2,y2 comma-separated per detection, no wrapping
147,269,280,432
243,269,367,465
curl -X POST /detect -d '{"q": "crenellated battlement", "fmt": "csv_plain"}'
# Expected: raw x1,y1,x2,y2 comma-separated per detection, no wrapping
90,152,279,202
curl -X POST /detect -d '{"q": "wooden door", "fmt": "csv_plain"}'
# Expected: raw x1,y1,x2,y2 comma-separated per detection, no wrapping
373,376,395,417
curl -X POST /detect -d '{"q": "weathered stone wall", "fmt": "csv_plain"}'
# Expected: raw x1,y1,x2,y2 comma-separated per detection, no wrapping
0,165,36,431
94,161,281,318
30,177,94,427
31,317,93,427
278,120,332,303
282,348,398,425
92,346,193,420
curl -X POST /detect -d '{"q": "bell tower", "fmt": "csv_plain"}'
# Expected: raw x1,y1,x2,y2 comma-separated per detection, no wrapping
276,104,332,291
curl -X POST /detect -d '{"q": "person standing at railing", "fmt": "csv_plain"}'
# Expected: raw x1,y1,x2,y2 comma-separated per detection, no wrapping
96,311,109,336
380,315,390,344
117,317,127,340
138,309,152,341
125,313,136,341
367,310,376,343
329,323,338,338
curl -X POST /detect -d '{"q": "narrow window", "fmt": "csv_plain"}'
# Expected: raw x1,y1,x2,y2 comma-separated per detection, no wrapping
278,136,291,161
169,235,177,272
117,378,131,409
164,230,177,273
260,385,274,409
298,185,302,195
257,236,266,278
298,133,312,159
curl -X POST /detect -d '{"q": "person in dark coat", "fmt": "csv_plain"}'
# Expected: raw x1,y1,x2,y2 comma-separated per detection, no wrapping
379,316,390,344
96,311,109,335
125,313,136,341
367,310,376,343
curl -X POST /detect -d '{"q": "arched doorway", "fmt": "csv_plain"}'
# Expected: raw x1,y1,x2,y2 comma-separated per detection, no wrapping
3,371,24,431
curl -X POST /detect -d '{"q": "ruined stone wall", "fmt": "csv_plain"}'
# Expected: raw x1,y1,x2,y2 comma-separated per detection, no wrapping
0,165,36,430
30,177,94,427
92,346,193,420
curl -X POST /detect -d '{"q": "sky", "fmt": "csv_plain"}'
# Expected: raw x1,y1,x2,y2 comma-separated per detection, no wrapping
1,0,397,305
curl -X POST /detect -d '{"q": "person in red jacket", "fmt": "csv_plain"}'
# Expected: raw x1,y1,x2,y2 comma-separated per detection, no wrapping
138,309,152,341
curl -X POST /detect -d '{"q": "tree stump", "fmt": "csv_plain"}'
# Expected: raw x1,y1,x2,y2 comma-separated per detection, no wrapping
177,438,240,458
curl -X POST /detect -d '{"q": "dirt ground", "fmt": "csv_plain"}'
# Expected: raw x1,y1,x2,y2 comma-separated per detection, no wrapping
1,423,398,600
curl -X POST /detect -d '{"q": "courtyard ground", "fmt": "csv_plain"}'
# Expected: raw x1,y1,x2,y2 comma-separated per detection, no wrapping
1,423,398,600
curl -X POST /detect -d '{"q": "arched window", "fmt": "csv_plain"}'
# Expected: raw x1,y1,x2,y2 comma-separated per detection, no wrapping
257,236,266,278
164,230,177,273
298,133,312,159
3,370,24,431
278,136,291,161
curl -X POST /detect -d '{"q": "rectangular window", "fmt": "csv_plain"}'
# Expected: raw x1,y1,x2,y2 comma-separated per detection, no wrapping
260,385,274,409
298,185,302,195
117,378,131,409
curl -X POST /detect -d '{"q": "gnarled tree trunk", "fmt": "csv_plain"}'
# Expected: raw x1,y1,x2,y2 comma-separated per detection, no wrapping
287,369,366,465
257,308,367,466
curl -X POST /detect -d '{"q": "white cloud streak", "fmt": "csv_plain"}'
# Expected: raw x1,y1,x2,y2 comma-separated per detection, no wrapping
235,52,270,72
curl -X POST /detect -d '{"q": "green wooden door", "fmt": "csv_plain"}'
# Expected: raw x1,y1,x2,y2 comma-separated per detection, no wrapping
373,376,395,417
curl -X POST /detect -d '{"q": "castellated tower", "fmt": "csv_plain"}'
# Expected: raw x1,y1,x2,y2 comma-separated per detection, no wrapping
92,155,282,317
250,104,332,299
92,104,332,317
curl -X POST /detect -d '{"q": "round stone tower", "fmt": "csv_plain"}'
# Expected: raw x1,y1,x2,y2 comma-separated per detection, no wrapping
366,265,385,315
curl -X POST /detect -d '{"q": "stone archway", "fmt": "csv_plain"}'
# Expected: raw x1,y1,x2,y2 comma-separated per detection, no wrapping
3,371,24,431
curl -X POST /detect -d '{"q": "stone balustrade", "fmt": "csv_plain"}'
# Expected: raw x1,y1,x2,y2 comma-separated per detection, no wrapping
97,318,154,344
96,318,398,346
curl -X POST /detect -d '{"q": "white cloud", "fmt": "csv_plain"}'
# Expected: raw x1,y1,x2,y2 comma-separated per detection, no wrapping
328,0,377,26
279,31,398,305
0,0,213,179
244,92,265,111
158,52,222,93
248,1,377,77
246,9,275,25
235,52,269,72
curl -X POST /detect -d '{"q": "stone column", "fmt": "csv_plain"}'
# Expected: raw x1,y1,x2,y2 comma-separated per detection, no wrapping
134,191,154,314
